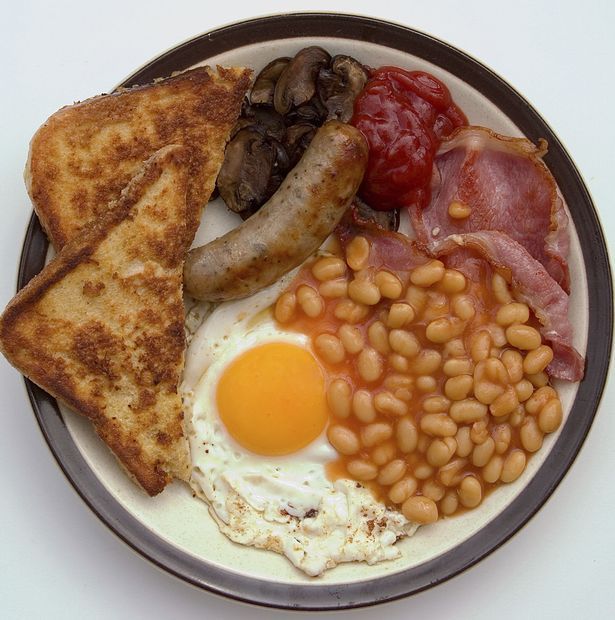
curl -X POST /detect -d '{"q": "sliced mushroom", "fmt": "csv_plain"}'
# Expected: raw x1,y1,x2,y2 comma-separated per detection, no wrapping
240,104,287,141
351,196,400,231
283,122,317,167
216,128,276,214
286,96,327,126
250,57,291,106
317,55,369,122
274,47,331,115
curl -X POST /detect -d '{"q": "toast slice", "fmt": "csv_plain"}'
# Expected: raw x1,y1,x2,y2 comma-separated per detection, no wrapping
25,65,252,249
1,145,196,495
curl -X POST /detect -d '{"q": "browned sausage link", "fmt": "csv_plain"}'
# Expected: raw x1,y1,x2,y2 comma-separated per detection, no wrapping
184,120,368,301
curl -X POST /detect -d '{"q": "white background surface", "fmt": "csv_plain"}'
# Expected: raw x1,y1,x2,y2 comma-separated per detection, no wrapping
1,1,614,618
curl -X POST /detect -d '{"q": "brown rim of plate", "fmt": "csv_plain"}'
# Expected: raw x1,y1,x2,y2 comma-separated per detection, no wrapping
17,12,613,611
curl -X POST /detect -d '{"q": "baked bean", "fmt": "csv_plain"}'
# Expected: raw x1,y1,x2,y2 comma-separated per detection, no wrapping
389,329,421,358
319,278,348,299
495,302,530,326
396,417,419,453
314,333,345,364
367,321,390,354
405,285,428,315
444,338,466,358
375,270,403,299
474,379,504,405
377,459,407,486
347,458,378,481
470,419,489,444
502,349,524,383
451,294,476,321
514,379,534,402
312,256,346,281
416,376,437,393
438,458,467,487
440,269,467,294
520,417,543,452
296,284,324,318
470,330,492,362
471,436,495,467
500,449,527,483
490,386,519,417
490,347,503,359
449,399,488,423
539,398,563,433
422,479,446,501
486,323,507,347
374,391,408,417
346,236,370,271
443,357,473,377
410,259,445,287
402,496,438,524
420,413,458,438
327,379,352,418
484,357,509,384
338,324,364,354
352,389,377,423
527,372,549,388
455,426,473,457
372,441,397,466
327,425,360,455
506,324,541,350
389,353,409,373
333,299,369,324
426,317,464,343
274,291,296,323
417,434,430,454
384,375,414,393
361,422,393,447
413,462,435,480
492,272,513,304
525,386,557,415
357,348,383,382
459,475,482,508
440,490,459,515
386,302,415,328
445,375,474,401
448,200,472,219
492,424,512,454
523,345,554,375
413,350,443,374
348,277,381,306
482,454,504,483
423,292,449,322
389,477,418,504
509,404,526,428
423,395,451,412
426,437,456,467
395,387,412,402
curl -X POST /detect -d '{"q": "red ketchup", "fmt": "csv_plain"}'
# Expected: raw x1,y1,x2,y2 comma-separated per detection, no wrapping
351,67,467,211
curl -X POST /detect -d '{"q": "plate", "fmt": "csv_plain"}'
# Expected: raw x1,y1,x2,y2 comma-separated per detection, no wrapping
18,12,613,610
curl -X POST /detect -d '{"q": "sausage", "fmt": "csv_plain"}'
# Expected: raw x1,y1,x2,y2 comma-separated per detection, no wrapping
184,120,368,301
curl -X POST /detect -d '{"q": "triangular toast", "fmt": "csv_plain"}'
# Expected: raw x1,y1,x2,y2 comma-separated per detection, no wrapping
1,145,195,495
25,65,251,249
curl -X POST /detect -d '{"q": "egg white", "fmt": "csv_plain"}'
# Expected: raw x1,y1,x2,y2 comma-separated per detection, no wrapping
182,278,416,576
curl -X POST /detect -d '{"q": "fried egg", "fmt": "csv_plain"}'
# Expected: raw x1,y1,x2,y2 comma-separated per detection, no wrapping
182,278,416,576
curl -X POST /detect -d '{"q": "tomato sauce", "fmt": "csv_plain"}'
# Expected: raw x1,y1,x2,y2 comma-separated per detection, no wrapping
351,67,467,211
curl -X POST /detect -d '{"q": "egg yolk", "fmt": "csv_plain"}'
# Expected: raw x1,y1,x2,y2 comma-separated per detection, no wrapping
216,342,328,456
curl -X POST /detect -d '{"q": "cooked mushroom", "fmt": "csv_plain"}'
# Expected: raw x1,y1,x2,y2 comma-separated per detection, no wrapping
216,128,276,214
273,47,331,115
283,122,317,167
285,96,327,126
250,57,290,106
317,55,369,122
240,104,287,141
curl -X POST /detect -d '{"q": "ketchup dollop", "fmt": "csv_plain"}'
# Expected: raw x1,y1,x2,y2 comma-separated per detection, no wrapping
351,67,467,211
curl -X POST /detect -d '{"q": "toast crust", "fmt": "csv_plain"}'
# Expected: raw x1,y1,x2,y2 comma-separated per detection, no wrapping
26,66,252,249
2,145,196,495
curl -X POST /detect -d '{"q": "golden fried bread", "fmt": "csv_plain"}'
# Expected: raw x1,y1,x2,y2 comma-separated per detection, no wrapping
26,65,252,249
1,145,196,495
